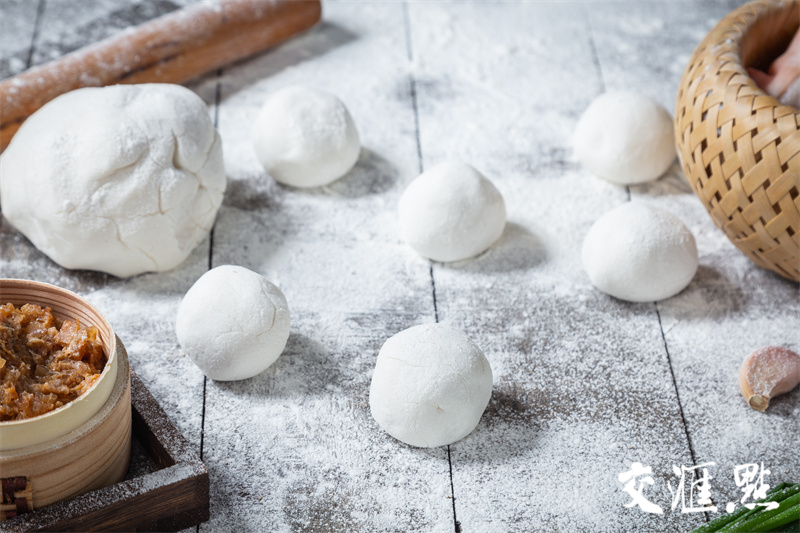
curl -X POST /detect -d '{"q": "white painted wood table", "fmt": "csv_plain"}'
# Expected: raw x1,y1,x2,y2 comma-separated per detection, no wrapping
1,1,798,531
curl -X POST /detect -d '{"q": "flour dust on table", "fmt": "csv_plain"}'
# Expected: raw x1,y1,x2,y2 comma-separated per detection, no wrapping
0,83,226,278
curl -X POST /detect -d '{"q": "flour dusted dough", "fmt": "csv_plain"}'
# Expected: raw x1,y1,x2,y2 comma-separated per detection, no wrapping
251,86,360,188
176,265,290,381
0,84,226,278
398,162,506,262
573,91,675,185
582,202,698,302
369,324,493,448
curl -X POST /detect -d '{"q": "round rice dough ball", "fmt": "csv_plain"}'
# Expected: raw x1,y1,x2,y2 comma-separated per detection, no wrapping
398,162,506,262
369,323,493,448
251,85,360,188
0,84,226,278
176,265,291,381
582,202,698,302
573,91,675,185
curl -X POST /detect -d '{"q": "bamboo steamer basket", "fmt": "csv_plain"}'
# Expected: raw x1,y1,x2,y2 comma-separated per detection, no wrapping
675,0,800,281
0,279,131,513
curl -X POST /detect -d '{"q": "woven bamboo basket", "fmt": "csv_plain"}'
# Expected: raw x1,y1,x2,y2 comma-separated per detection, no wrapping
675,0,800,281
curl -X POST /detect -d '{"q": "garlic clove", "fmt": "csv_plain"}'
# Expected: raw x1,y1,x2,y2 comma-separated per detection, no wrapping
739,346,800,412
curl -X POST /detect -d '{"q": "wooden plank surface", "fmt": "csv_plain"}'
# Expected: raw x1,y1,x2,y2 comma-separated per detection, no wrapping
205,3,454,530
0,0,40,79
4,373,209,532
1,1,798,532
409,3,699,531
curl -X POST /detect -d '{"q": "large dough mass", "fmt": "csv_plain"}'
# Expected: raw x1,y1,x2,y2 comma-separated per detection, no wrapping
0,84,226,277
369,323,493,448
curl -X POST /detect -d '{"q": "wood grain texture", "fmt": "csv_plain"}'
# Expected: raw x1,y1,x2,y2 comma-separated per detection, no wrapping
0,0,40,79
407,3,706,531
1,1,798,532
604,0,800,510
204,3,454,530
1,373,208,532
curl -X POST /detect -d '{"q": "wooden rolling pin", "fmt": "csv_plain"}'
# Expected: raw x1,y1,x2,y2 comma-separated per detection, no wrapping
0,0,322,151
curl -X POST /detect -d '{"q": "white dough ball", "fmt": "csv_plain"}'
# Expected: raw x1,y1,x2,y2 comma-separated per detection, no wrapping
176,265,291,381
582,203,698,302
398,162,506,262
573,91,675,185
0,84,226,278
251,86,360,188
369,323,493,448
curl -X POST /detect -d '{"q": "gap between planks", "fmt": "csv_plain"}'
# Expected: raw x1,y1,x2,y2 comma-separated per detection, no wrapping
25,0,46,70
585,12,632,203
404,2,458,532
197,67,223,533
0,0,45,220
655,303,709,523
585,11,700,519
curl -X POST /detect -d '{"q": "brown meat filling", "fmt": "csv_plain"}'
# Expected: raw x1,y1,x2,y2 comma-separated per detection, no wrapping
0,303,106,421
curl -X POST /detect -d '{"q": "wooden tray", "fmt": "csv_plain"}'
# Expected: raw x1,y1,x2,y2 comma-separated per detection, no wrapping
2,372,209,532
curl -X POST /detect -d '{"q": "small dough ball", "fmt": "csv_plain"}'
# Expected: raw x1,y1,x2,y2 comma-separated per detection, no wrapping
398,162,506,262
176,265,291,381
582,202,698,302
251,86,360,188
573,91,675,185
369,323,493,448
0,84,226,278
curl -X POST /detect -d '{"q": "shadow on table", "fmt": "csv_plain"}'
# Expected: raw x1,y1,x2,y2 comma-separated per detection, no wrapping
217,21,357,103
316,149,399,198
630,161,694,197
213,333,343,400
450,387,542,463
441,222,546,275
762,382,800,418
222,173,285,211
223,148,398,203
661,264,745,321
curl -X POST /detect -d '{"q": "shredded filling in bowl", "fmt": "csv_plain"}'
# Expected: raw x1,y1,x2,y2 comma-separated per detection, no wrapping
0,303,106,421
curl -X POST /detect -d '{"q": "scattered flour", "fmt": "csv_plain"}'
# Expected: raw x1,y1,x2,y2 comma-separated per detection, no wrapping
0,1,797,532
